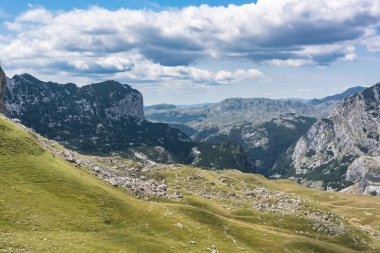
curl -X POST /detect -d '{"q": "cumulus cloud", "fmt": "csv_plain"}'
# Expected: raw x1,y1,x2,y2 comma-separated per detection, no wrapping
266,59,315,67
0,0,380,84
15,7,54,24
113,57,264,85
2,49,264,85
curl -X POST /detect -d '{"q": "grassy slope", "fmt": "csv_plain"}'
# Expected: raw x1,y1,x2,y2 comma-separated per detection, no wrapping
0,116,379,252
258,175,380,240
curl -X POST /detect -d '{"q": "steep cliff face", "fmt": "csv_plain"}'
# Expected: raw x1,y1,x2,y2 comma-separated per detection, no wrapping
5,74,192,163
291,83,380,193
0,66,6,114
6,75,144,124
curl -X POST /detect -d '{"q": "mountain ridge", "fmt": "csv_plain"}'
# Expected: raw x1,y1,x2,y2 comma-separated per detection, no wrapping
310,86,366,105
145,85,366,111
145,86,366,126
145,90,360,127
5,73,193,163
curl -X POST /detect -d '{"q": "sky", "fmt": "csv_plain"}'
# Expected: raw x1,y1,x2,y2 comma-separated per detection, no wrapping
0,0,379,105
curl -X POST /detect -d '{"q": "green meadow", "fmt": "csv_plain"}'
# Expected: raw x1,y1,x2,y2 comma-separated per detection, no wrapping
1,116,379,252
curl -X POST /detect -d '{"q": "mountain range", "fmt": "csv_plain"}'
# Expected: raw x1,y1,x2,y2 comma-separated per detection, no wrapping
145,86,365,127
142,87,366,173
2,69,380,196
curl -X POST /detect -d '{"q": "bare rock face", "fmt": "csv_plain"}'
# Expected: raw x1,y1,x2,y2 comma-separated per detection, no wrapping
4,74,193,163
291,83,380,193
292,119,336,173
0,66,6,114
342,156,380,195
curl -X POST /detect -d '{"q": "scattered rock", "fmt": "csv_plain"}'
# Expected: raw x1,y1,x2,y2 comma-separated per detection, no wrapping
172,191,183,199
208,245,219,253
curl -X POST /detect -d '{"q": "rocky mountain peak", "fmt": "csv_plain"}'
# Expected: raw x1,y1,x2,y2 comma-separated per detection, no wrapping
0,66,6,114
78,80,145,122
6,74,145,123
4,73,193,163
15,73,41,82
291,82,380,193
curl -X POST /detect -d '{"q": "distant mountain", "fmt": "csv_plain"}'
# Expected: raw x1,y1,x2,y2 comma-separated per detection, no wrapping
174,103,213,109
5,74,193,163
145,97,336,127
290,83,380,194
144,103,177,111
143,86,368,175
310,86,366,105
0,66,6,114
146,97,321,126
145,87,366,127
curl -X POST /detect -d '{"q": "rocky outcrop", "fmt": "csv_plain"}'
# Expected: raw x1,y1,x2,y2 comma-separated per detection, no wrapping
5,74,193,163
343,156,380,195
291,83,380,193
0,66,6,114
292,119,336,173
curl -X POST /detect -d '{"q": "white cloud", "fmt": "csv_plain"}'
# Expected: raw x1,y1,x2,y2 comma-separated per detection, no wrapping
1,50,264,86
16,7,54,24
214,69,264,84
0,0,379,85
116,58,264,85
266,59,315,67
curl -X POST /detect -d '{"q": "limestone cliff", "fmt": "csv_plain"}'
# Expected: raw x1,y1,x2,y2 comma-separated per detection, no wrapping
342,156,380,195
291,83,380,193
